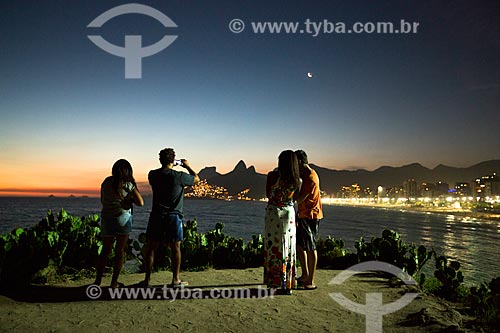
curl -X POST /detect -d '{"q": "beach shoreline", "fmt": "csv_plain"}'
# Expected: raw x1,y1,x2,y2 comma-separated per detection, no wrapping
324,201,500,222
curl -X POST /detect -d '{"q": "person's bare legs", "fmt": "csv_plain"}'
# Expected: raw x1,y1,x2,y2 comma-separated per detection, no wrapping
304,250,318,288
94,236,115,286
170,241,182,284
143,240,159,286
110,234,128,288
297,244,308,283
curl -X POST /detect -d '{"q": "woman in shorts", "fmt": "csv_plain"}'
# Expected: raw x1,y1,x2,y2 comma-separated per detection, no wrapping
95,159,144,288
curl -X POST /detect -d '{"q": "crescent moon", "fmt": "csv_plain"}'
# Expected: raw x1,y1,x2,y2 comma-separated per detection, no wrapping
307,72,313,78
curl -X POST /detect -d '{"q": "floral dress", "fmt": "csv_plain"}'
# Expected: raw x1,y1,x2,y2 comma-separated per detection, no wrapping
263,178,297,290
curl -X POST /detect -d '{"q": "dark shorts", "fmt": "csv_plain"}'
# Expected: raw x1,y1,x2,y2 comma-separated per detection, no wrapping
146,211,183,243
297,218,320,251
101,213,132,236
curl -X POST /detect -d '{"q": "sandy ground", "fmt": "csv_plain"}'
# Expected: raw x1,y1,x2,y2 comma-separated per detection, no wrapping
0,268,477,333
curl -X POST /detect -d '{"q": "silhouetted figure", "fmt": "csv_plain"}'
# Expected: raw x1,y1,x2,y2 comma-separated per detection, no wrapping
263,150,301,292
95,159,144,288
142,148,199,287
295,150,323,290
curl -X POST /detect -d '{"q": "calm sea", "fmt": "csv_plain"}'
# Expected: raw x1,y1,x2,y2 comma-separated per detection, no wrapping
0,197,499,284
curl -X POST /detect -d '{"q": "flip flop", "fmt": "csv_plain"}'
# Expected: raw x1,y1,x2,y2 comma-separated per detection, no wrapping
170,280,189,288
298,285,317,290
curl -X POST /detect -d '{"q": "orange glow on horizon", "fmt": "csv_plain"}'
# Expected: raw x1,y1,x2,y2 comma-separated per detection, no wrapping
0,187,101,198
0,157,275,198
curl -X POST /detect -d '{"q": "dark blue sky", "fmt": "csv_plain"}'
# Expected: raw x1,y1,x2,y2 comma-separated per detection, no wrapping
1,0,499,193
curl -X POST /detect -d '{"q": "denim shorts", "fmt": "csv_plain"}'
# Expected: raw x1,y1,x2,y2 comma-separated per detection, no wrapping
101,213,132,236
146,211,183,243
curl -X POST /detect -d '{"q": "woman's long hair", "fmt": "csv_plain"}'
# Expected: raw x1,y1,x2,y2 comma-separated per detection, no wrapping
278,150,301,189
111,159,136,198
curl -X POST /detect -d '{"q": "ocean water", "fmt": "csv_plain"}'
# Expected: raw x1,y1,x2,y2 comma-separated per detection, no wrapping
1,197,499,284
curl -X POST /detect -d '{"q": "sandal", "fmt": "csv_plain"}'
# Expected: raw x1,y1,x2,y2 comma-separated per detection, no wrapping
170,280,189,288
298,285,317,290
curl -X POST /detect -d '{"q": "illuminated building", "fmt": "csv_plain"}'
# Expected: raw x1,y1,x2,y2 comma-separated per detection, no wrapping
387,186,404,199
435,181,449,196
403,179,417,198
454,182,471,196
472,173,500,199
420,182,435,198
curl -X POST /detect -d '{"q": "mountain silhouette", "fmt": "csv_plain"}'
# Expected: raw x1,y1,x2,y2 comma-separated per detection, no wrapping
199,160,267,198
200,160,500,198
138,160,500,198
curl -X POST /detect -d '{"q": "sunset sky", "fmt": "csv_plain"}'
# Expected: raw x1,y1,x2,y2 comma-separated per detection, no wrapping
1,1,499,196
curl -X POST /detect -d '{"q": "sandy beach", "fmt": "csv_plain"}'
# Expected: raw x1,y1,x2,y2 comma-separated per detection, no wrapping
0,268,478,332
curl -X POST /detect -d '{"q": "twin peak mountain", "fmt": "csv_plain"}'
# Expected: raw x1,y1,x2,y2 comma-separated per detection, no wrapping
199,160,266,198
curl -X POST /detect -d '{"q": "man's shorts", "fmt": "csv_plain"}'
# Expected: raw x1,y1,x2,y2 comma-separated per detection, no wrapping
296,218,320,251
146,211,183,243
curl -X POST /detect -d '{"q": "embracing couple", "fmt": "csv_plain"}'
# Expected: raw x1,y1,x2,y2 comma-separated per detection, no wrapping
263,150,323,293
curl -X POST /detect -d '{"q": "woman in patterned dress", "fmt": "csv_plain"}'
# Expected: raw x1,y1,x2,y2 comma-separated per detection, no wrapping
263,150,301,290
